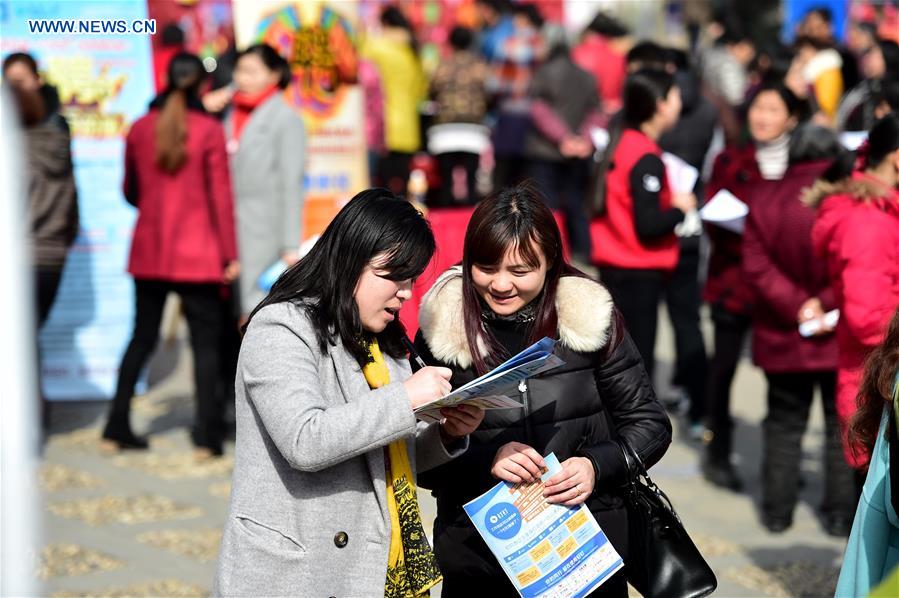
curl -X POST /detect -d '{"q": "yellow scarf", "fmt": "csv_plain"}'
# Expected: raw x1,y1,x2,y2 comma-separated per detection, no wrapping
362,339,442,597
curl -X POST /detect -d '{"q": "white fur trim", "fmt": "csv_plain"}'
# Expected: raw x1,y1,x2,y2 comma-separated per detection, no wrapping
418,267,478,369
418,267,614,366
803,48,843,82
555,276,613,353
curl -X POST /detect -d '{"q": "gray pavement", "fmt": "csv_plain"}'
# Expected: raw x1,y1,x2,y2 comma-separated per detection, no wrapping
37,309,847,597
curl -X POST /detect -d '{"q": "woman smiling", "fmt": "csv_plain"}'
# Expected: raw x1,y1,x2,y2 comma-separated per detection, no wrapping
414,183,671,597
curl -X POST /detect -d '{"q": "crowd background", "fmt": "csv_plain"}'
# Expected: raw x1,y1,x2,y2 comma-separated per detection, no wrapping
3,0,899,595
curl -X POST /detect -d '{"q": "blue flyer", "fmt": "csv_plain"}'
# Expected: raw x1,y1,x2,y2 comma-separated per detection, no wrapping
463,453,624,598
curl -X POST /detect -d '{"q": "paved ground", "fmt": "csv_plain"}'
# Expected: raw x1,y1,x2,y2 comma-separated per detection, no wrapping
36,309,847,597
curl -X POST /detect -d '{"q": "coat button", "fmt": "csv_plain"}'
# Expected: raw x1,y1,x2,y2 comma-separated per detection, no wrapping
334,531,348,548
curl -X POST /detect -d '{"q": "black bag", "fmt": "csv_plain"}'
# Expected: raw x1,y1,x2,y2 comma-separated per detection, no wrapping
620,438,717,598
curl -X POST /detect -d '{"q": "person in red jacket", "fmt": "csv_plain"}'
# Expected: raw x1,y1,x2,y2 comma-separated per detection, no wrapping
571,11,629,117
702,80,803,491
742,123,856,536
808,113,899,470
593,69,696,377
102,53,239,458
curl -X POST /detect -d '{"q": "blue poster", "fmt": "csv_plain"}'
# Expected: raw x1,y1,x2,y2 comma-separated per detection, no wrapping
2,1,155,399
782,0,849,42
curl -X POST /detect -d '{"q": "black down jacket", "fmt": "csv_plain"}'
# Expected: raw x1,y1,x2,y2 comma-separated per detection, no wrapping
413,267,672,581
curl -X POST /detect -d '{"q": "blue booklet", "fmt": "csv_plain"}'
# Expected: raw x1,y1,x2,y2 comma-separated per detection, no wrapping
414,337,564,422
257,259,289,292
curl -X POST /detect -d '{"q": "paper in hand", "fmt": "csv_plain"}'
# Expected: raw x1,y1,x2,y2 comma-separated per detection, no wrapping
413,337,565,422
700,189,749,234
661,152,699,195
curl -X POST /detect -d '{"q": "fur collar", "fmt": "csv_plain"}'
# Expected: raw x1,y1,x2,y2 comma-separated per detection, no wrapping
803,173,899,207
418,266,614,369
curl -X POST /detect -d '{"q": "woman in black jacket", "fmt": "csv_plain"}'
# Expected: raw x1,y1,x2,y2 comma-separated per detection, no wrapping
414,183,672,597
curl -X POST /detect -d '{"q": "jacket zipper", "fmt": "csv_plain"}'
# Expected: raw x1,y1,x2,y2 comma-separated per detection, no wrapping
519,379,534,446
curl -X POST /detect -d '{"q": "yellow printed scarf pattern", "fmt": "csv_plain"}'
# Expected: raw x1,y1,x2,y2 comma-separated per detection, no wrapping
362,339,442,597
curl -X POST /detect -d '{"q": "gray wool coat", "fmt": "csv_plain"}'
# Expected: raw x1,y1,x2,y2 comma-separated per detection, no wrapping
225,95,306,314
213,302,466,597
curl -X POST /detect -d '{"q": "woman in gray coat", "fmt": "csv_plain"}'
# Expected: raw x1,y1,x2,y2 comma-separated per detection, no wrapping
214,189,484,597
226,44,306,317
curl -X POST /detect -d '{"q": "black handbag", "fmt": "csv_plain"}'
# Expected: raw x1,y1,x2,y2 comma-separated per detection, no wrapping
619,438,717,598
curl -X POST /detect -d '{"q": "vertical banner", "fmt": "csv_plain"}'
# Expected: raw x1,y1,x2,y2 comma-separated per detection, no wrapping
233,0,367,239
1,1,155,400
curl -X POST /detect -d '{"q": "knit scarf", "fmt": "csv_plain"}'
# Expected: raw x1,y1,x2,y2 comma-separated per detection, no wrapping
362,339,442,597
231,84,280,141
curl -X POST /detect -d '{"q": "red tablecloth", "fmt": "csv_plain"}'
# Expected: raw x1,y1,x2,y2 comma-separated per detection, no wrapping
400,207,568,338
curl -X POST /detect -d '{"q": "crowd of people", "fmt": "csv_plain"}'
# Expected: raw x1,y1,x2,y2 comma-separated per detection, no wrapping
6,1,899,595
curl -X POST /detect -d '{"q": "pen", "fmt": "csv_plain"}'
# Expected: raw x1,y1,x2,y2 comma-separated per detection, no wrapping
402,336,427,370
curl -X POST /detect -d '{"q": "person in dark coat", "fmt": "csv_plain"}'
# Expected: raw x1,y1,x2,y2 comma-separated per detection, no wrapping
4,52,79,431
659,50,718,435
525,41,604,265
3,53,79,328
742,123,857,536
102,53,239,456
414,183,672,597
701,80,803,491
836,39,899,132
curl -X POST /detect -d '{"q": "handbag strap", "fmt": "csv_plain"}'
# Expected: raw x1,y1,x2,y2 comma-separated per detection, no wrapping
619,436,681,521
620,437,652,483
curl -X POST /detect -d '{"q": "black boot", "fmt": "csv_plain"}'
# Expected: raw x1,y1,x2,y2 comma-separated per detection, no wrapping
101,418,149,451
702,457,743,491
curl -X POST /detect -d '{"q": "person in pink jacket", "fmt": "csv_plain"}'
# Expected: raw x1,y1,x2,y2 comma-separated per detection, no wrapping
808,113,899,470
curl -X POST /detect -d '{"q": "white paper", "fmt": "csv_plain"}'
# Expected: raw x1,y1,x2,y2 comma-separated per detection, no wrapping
799,309,840,337
427,123,492,155
464,453,624,597
700,189,749,234
839,131,868,151
662,151,699,194
589,128,610,152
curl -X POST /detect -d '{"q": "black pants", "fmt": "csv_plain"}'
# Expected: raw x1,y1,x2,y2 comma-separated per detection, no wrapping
705,305,752,462
218,284,242,423
35,267,64,429
435,151,479,206
379,151,414,196
531,158,592,262
663,241,707,422
761,371,857,521
493,155,529,190
599,267,666,377
35,267,64,328
107,279,224,450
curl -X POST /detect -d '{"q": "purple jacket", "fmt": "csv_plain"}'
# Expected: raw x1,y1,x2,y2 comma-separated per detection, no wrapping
742,160,837,373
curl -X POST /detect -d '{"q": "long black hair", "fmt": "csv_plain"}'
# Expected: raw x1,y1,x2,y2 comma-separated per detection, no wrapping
246,189,435,366
820,113,899,183
594,69,676,214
